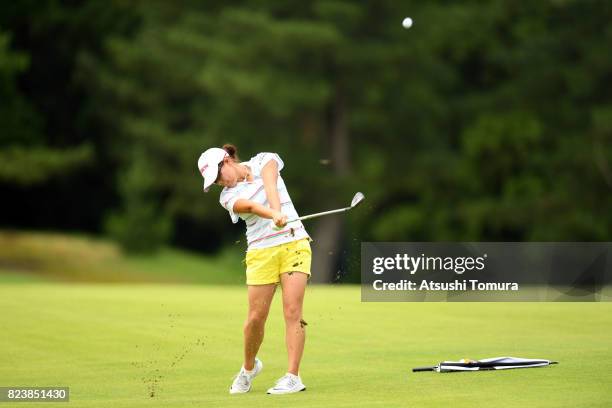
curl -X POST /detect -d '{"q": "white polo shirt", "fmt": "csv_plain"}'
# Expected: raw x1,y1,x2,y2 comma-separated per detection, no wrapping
219,152,310,250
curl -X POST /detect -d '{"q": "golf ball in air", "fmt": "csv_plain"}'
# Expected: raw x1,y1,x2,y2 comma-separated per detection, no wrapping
402,17,413,29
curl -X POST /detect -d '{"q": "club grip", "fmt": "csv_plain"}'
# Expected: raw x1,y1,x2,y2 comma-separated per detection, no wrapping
412,366,436,372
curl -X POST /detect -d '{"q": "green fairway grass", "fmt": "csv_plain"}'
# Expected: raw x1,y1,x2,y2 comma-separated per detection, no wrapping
1,284,610,407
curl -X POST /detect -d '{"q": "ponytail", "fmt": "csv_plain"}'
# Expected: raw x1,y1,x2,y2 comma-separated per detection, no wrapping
222,143,239,161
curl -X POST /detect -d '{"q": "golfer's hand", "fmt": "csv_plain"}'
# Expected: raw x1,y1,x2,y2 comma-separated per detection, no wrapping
272,211,287,228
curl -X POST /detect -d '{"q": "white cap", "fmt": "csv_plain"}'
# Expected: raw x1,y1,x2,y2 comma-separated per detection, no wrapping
197,147,228,192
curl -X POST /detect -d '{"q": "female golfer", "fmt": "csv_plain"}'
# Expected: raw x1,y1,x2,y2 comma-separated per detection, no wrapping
198,144,311,395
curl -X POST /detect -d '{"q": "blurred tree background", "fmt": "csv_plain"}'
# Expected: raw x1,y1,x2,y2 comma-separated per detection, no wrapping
1,0,611,282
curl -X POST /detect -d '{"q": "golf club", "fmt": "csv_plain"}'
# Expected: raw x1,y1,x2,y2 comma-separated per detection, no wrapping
273,192,365,230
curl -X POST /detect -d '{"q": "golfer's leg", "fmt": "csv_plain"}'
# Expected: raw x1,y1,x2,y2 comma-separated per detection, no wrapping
280,272,308,375
244,284,276,370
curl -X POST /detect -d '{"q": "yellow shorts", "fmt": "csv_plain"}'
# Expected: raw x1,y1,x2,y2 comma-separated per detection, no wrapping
245,238,312,285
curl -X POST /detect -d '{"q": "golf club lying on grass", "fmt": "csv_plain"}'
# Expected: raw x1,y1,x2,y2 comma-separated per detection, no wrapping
412,357,559,373
273,192,365,230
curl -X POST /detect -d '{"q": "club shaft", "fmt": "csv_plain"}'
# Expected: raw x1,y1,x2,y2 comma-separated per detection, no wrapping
287,206,351,223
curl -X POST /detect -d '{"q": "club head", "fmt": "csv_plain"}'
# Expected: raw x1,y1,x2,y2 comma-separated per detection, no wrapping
350,192,365,208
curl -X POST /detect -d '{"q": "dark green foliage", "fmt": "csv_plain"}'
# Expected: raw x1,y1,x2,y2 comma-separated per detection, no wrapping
105,148,171,253
1,0,611,261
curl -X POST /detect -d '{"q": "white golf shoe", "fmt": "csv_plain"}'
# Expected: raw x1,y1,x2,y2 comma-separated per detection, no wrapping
266,373,306,394
229,358,263,394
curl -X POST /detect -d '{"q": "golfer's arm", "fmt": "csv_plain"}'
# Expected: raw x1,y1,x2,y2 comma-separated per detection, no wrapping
233,199,277,219
261,160,281,211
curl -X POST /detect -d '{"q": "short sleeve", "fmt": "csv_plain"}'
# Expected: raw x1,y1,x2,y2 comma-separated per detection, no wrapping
251,152,284,177
220,192,240,224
